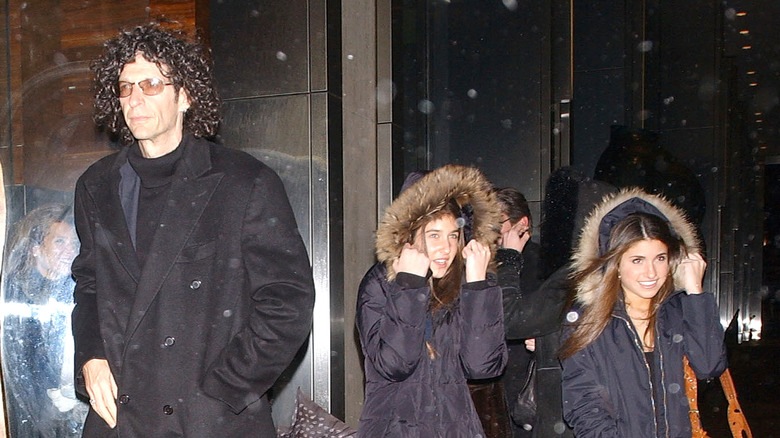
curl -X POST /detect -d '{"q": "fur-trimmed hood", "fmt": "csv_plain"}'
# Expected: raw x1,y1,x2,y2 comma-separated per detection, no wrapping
572,187,701,307
375,164,502,281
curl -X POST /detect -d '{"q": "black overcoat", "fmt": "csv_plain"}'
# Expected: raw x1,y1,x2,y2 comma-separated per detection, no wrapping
71,135,315,437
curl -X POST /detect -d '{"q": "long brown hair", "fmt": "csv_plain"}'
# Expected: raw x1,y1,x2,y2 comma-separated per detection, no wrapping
410,198,466,314
410,199,467,359
559,213,683,359
4,203,75,281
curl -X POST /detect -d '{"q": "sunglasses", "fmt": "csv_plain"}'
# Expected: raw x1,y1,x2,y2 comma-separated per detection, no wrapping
116,77,174,98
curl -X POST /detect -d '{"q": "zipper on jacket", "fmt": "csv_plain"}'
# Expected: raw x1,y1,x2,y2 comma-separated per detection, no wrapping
655,318,670,437
617,315,660,437
426,327,444,438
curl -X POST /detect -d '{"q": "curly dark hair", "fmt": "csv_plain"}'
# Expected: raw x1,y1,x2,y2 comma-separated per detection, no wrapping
92,23,221,145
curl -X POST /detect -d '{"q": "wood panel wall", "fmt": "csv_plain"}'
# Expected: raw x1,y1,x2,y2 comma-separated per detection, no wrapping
4,0,204,189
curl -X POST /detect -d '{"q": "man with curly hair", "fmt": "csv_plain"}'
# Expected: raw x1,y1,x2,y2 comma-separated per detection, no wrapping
70,24,315,437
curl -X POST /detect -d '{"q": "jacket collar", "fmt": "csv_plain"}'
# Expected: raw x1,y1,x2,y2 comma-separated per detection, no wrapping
106,133,213,179
82,134,224,341
610,288,685,319
174,133,214,179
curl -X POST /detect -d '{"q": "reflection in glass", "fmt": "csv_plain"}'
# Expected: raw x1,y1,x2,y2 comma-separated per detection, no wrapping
1,203,87,437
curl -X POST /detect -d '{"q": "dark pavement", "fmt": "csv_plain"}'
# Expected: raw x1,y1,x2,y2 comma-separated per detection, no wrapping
700,298,780,437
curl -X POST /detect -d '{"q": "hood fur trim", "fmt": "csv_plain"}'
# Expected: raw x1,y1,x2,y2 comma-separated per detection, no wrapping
572,187,701,306
376,164,502,281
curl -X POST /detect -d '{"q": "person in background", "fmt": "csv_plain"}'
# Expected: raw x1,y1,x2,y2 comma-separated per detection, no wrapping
2,203,87,437
560,188,727,437
518,167,615,438
356,164,507,437
495,187,542,300
468,187,541,438
71,24,315,437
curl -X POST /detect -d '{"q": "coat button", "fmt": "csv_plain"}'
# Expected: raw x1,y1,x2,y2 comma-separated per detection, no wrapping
163,405,174,415
163,336,175,347
118,394,130,404
189,280,202,290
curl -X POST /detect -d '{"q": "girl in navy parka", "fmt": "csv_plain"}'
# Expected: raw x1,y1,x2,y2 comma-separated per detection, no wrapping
356,165,508,438
559,188,727,437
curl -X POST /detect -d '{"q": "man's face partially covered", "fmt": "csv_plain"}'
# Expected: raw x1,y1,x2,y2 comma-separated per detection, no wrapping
118,53,190,157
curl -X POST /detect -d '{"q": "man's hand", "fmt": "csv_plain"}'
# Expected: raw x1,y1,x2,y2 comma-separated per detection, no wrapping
83,358,118,428
501,221,530,253
463,240,491,283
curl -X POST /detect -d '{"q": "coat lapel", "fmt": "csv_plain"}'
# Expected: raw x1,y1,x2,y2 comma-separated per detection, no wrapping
124,137,224,342
85,149,141,282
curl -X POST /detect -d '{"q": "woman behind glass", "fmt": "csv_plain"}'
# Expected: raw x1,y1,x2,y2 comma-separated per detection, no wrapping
1,203,87,437
356,165,508,437
560,188,727,437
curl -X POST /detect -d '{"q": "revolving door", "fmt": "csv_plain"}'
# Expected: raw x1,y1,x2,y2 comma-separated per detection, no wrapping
0,1,338,435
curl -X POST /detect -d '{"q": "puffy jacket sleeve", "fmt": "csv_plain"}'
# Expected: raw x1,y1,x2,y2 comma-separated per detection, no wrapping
356,267,430,381
497,248,524,337
561,343,620,438
459,281,508,379
680,292,727,378
503,262,571,340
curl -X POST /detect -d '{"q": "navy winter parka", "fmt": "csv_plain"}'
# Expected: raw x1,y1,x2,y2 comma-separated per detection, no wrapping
356,165,508,438
560,188,728,438
561,290,726,437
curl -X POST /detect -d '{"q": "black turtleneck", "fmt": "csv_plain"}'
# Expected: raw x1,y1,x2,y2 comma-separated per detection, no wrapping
127,142,184,267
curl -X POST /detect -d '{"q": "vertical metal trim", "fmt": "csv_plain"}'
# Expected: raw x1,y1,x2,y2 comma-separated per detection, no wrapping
0,157,7,438
376,0,392,124
341,0,378,425
428,1,450,168
553,100,571,169
625,0,649,128
547,0,573,184
310,92,332,410
376,0,393,221
324,0,345,419
713,0,728,333
377,124,392,221
540,0,553,186
310,0,328,91
3,0,14,187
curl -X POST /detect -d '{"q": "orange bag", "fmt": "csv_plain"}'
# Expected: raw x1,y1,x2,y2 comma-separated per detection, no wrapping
683,356,752,438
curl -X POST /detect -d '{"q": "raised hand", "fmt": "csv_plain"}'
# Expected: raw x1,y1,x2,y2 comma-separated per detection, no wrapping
462,240,491,282
393,243,431,277
679,252,706,295
501,221,530,253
